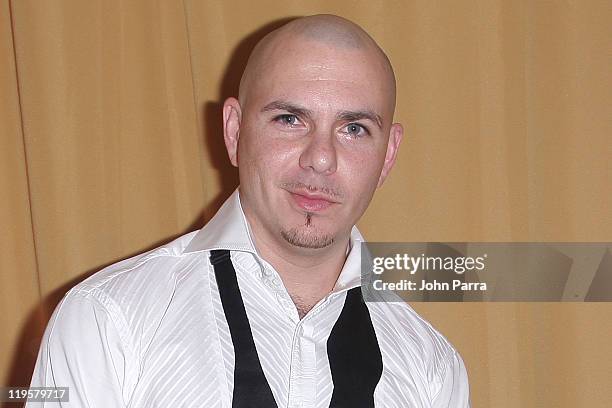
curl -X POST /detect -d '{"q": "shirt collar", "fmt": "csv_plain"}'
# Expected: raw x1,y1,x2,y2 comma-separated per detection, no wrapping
183,187,365,291
183,188,257,255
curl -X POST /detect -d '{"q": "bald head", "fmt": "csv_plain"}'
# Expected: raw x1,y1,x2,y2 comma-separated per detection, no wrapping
238,15,397,115
222,15,404,255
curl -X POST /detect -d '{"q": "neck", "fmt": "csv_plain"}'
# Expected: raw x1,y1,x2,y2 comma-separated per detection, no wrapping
249,222,351,319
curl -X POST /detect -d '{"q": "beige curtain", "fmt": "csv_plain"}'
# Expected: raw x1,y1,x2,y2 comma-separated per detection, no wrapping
1,1,610,406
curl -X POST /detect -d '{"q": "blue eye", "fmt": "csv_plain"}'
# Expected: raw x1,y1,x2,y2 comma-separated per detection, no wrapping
275,114,300,126
345,123,368,138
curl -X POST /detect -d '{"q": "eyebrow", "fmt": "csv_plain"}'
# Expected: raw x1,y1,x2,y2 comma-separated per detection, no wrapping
337,110,383,130
261,100,383,130
261,101,313,120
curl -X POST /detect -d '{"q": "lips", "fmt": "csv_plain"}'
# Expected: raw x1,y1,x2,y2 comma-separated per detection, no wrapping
288,190,338,212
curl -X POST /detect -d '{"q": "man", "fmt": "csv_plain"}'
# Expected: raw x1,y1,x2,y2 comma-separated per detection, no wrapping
29,14,470,407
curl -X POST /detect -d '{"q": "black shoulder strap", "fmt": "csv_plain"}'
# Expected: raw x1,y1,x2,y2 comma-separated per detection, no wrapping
210,250,278,408
327,287,383,407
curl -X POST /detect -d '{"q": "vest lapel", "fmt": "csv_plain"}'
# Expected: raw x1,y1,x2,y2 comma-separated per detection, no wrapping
327,287,383,407
210,250,278,408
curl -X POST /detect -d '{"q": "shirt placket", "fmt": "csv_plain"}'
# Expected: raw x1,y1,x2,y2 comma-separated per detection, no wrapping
259,264,304,408
258,261,334,408
287,320,317,408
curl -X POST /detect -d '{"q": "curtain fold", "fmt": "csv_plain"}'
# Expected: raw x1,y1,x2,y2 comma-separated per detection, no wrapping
0,0,44,388
1,1,610,406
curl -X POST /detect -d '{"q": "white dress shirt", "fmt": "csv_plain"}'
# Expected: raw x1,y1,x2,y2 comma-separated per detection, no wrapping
29,188,470,407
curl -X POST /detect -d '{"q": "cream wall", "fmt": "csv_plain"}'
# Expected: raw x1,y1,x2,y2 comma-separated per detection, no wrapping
1,1,610,407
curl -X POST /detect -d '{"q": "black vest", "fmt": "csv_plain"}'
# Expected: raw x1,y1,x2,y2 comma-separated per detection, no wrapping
210,250,383,408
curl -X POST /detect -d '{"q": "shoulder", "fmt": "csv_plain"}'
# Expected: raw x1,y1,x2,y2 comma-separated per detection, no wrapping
366,295,461,385
72,230,201,301
53,231,207,351
33,231,214,397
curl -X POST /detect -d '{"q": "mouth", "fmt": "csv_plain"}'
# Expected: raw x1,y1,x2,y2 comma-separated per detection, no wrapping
286,188,340,212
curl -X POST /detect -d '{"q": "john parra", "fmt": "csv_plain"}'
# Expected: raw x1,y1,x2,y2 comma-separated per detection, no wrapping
421,279,486,291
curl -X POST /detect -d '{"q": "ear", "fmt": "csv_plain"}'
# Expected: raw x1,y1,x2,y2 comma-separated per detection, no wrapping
377,123,404,188
223,97,242,167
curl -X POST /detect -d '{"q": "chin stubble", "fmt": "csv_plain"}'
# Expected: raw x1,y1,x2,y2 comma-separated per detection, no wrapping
280,212,334,249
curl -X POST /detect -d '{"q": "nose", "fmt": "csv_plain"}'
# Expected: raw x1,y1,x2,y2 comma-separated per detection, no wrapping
298,130,338,175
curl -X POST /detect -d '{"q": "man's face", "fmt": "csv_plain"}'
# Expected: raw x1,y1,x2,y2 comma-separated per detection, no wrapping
224,38,402,251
